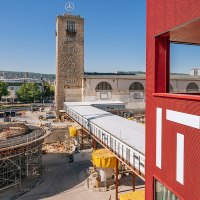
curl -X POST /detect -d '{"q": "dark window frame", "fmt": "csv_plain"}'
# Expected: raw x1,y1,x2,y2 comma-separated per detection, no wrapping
66,21,76,33
95,82,112,91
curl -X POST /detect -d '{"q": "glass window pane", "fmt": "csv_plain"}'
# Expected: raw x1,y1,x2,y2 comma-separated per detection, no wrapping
155,179,179,200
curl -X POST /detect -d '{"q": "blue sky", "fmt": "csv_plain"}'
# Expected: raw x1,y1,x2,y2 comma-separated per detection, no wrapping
0,0,146,74
0,1,199,74
170,44,200,74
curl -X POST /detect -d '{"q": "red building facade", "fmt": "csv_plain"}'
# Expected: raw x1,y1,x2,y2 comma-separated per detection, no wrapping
146,1,200,199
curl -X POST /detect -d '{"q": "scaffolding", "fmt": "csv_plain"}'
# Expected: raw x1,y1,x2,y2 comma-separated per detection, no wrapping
0,129,45,191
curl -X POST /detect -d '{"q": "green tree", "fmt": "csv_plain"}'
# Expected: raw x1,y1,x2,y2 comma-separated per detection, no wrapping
41,82,54,102
0,81,10,100
49,84,55,102
29,83,41,102
16,84,28,102
17,83,41,102
43,82,51,98
50,84,54,96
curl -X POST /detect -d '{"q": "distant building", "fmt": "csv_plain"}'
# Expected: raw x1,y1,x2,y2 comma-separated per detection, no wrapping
0,72,6,79
190,68,200,76
24,72,29,78
82,73,200,111
0,78,42,102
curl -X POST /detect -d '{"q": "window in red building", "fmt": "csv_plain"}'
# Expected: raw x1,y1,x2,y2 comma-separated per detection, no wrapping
170,43,200,94
155,17,200,96
154,179,180,200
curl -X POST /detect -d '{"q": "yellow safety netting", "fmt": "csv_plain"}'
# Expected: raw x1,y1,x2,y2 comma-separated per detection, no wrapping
120,189,145,200
92,149,117,168
69,126,77,137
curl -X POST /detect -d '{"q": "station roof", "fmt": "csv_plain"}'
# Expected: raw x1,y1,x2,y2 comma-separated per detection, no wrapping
64,101,125,107
65,102,145,155
83,74,145,79
83,73,200,80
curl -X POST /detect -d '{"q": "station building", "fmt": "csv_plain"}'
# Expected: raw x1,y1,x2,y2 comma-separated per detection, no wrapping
55,14,200,114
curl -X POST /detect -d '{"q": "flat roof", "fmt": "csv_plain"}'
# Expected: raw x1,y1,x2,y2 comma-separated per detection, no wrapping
83,73,200,80
83,75,146,79
66,104,145,155
64,101,125,107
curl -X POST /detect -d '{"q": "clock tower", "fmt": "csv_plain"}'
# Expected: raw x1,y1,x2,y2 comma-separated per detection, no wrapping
55,14,84,110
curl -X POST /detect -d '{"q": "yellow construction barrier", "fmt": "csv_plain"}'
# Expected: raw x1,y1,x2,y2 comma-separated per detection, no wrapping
69,126,77,137
120,189,145,200
92,149,117,168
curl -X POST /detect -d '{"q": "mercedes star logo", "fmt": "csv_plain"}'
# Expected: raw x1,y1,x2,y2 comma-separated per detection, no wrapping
65,2,74,12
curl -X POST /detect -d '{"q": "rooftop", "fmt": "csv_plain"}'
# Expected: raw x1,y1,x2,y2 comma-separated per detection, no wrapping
84,72,200,80
64,101,125,107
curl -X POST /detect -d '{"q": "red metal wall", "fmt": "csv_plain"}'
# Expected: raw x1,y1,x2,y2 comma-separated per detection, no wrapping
146,0,200,199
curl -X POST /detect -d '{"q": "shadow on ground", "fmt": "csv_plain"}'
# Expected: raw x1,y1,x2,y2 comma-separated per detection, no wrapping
119,174,144,187
0,153,92,200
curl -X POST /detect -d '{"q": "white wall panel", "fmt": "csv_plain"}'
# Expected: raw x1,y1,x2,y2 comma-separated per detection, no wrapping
156,107,162,169
176,133,184,185
167,109,200,129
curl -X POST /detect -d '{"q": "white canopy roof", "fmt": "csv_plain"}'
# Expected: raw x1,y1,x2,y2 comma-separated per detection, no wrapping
64,101,125,107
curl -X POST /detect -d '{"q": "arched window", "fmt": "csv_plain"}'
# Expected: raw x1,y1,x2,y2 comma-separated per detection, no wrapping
169,84,173,92
95,82,112,91
186,82,199,92
129,82,144,91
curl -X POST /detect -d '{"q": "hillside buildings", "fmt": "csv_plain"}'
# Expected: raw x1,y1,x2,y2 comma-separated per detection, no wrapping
0,78,42,102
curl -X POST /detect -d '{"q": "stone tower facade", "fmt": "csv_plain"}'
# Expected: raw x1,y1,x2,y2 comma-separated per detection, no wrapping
55,14,84,110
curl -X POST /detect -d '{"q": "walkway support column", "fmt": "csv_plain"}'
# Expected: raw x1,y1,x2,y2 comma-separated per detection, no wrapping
132,172,136,191
116,158,119,200
81,129,84,150
93,138,97,150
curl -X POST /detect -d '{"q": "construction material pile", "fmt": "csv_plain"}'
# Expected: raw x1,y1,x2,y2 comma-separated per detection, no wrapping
43,141,66,153
87,166,116,192
65,134,77,153
127,114,145,124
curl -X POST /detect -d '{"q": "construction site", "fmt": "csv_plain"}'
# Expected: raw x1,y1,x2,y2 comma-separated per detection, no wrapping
0,102,146,200
61,101,146,199
0,3,146,199
0,122,49,191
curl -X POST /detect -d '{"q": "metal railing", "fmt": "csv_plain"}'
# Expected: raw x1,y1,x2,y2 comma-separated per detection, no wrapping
67,107,145,179
0,129,45,149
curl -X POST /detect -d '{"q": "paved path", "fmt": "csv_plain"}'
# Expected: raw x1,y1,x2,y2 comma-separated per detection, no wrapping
19,153,143,200
0,153,144,200
18,153,91,200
